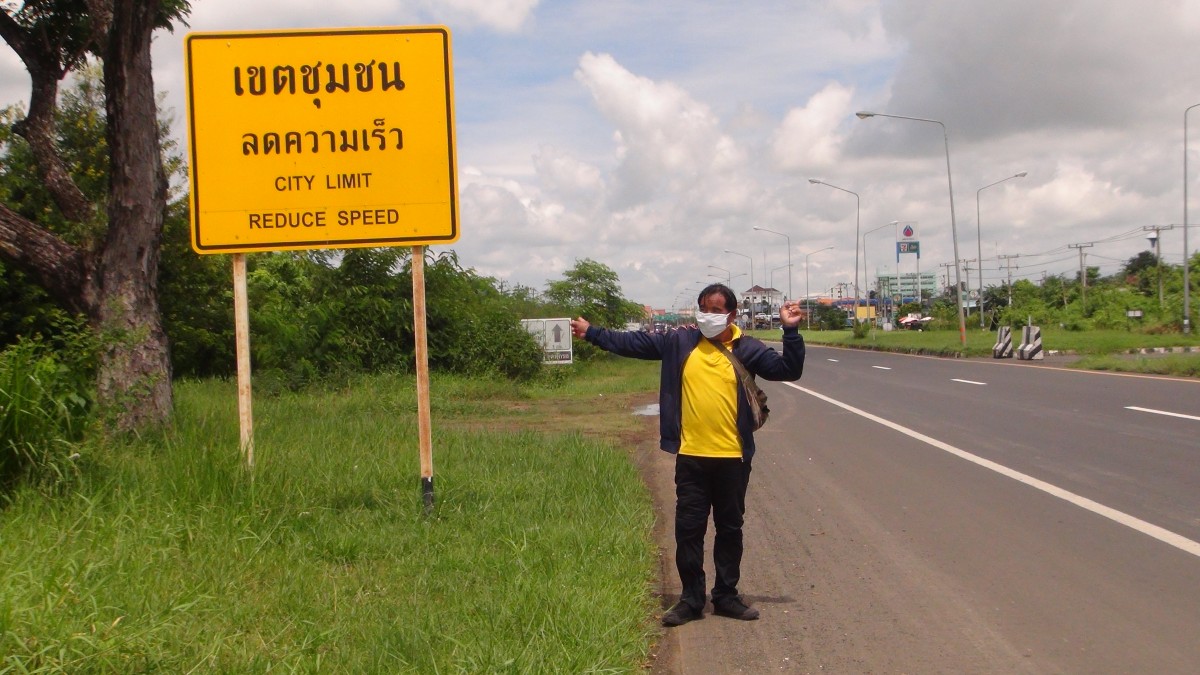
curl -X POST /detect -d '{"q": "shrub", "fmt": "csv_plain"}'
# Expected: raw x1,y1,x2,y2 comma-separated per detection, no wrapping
0,337,94,489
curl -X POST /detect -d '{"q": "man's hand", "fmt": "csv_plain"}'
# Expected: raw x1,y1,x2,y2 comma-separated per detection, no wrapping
570,317,591,338
779,301,802,329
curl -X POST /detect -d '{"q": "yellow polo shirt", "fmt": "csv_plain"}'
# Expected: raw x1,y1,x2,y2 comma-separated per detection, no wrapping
679,326,743,458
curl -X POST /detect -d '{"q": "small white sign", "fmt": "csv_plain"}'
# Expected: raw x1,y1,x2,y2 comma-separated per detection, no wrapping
521,318,574,364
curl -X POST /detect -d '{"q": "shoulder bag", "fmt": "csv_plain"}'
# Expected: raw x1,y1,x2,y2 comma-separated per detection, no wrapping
708,338,769,430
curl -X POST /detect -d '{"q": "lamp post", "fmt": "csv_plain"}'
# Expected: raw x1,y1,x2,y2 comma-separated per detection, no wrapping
723,249,754,288
857,111,967,347
809,179,861,323
803,246,834,330
753,226,792,300
1184,103,1200,334
864,220,898,329
976,171,1027,328
707,264,732,282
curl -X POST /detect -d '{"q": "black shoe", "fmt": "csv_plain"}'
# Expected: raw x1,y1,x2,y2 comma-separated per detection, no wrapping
661,601,703,626
713,596,760,620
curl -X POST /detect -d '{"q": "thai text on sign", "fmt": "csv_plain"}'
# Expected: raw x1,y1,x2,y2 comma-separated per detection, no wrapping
184,26,458,253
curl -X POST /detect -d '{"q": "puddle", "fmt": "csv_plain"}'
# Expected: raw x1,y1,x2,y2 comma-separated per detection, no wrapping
632,403,660,416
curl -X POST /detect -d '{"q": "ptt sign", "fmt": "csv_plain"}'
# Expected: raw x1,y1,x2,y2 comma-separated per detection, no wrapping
184,26,459,253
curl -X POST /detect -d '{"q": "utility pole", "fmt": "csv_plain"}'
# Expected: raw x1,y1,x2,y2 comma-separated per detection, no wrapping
997,254,1020,307
1068,243,1094,307
960,258,977,322
1143,225,1176,308
937,262,956,299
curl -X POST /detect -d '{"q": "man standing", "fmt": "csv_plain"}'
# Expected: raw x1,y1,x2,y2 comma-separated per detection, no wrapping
570,283,805,626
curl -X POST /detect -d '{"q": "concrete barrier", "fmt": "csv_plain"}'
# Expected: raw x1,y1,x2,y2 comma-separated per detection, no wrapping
1017,325,1043,360
992,326,1013,358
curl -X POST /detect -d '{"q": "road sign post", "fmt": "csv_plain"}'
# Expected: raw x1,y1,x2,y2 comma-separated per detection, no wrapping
184,27,458,511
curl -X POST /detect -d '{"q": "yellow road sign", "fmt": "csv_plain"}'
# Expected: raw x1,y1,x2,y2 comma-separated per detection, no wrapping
184,26,458,253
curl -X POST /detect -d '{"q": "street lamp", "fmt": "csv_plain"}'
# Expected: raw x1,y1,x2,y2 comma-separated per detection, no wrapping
976,171,1027,328
864,220,898,328
753,226,792,300
707,265,731,282
809,179,861,323
857,110,967,347
1184,103,1200,334
803,246,834,330
723,249,754,288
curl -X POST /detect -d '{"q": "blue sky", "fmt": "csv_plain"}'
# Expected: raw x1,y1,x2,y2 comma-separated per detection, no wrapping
4,0,1200,310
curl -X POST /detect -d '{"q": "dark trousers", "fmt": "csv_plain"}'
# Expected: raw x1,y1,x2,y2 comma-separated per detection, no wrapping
674,454,752,611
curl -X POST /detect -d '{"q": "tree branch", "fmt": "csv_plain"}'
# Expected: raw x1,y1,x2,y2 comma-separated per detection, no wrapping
0,202,92,315
1,6,96,224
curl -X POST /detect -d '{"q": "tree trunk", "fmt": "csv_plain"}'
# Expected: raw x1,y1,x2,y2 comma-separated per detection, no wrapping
95,0,172,429
0,0,176,430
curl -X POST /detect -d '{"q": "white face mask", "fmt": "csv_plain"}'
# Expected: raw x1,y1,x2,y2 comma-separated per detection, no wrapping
696,310,731,338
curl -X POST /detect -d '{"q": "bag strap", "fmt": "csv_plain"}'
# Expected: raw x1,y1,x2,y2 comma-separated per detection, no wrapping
707,337,762,399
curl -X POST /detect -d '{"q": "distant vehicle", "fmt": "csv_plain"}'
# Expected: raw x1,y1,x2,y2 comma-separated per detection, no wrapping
898,314,933,330
752,312,776,329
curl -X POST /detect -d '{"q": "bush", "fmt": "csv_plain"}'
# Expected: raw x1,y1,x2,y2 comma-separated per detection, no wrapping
238,249,549,390
0,337,94,489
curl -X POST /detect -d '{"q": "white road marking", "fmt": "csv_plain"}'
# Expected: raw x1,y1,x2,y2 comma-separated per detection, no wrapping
952,378,987,386
872,366,891,370
1125,406,1200,422
827,358,839,362
785,382,1200,559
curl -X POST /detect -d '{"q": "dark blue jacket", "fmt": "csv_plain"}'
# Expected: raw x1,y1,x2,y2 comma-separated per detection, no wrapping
584,325,805,461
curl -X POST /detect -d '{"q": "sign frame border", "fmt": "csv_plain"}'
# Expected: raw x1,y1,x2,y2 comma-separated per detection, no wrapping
184,25,459,254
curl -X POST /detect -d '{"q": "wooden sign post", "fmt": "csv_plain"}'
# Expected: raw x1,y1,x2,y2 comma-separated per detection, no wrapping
232,253,254,470
412,246,434,511
184,27,458,505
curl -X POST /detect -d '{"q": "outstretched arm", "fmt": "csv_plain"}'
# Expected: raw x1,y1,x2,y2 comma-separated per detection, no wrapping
571,317,668,360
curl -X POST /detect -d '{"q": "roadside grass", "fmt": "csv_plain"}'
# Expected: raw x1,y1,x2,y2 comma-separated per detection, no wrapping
1069,353,1200,377
0,357,663,673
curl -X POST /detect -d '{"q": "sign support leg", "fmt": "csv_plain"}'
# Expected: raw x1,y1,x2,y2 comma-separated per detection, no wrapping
233,253,254,471
412,246,435,513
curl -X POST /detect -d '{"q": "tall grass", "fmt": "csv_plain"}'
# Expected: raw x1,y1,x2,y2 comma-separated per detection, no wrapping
1,359,662,672
0,339,91,489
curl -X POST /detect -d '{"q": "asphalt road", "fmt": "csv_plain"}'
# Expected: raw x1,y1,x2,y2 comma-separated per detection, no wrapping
653,345,1200,674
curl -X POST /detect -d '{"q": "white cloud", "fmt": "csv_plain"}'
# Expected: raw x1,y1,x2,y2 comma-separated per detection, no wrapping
531,146,604,205
425,0,540,33
772,82,856,170
182,0,538,33
573,52,748,211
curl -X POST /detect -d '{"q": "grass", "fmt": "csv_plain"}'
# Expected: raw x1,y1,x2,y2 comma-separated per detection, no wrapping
0,357,664,673
1068,353,1200,377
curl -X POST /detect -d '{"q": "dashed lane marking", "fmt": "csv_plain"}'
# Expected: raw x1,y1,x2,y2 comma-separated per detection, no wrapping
1125,406,1200,422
